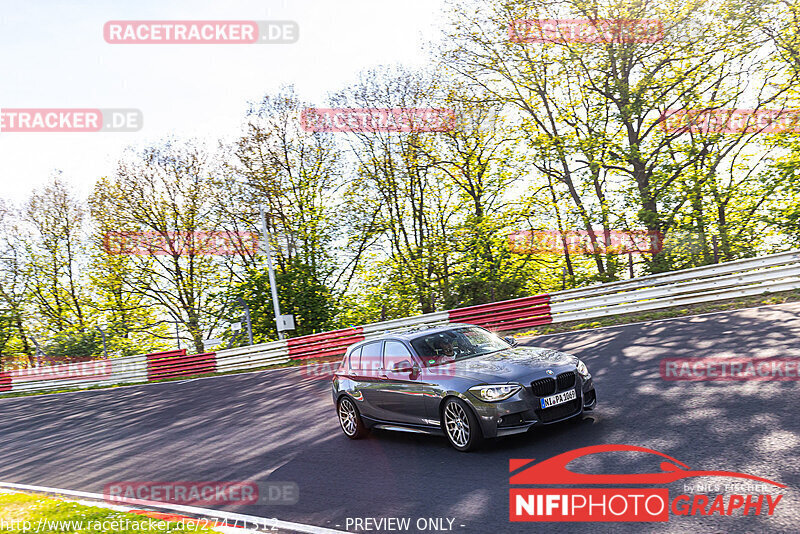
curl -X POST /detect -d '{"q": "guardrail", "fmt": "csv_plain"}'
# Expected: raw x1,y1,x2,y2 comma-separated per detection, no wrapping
448,295,552,331
2,249,799,396
147,350,216,381
548,250,800,322
0,372,11,392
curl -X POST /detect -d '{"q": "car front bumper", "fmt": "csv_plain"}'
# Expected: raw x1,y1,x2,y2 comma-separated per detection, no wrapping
469,376,596,438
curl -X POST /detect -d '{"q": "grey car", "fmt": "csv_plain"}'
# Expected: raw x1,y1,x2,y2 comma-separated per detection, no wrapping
331,324,596,451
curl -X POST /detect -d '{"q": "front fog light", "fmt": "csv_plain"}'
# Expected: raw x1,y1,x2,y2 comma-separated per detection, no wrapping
469,384,522,402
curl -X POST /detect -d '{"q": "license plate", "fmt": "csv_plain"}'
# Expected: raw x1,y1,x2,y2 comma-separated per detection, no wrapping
540,388,576,409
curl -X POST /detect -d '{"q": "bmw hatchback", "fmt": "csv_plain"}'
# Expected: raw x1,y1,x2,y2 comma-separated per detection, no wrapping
332,324,596,451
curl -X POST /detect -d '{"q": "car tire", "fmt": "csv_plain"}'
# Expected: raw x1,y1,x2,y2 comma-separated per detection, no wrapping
337,396,368,439
441,397,483,452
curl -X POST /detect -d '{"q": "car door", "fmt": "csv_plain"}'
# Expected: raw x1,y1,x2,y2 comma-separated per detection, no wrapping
349,340,384,420
373,340,431,425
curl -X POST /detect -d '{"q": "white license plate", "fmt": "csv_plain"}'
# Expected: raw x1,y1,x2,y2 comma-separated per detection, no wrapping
540,388,576,409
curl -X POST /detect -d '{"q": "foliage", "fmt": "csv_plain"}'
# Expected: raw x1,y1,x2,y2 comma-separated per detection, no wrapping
225,257,338,344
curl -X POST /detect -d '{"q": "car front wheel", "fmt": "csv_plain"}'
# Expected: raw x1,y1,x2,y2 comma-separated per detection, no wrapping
442,397,483,452
337,396,368,439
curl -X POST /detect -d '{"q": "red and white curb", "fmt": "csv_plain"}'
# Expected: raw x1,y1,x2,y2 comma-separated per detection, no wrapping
0,482,346,534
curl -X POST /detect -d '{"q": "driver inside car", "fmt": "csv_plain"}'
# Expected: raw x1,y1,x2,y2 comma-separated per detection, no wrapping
431,338,457,364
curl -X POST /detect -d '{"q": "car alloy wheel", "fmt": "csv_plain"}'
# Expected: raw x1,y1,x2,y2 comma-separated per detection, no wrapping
338,396,367,439
442,398,483,451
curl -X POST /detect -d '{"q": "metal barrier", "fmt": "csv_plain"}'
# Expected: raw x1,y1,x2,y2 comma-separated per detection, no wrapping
2,249,799,396
287,327,365,361
448,294,552,331
0,372,11,392
548,250,800,322
215,340,289,373
146,350,216,381
2,354,148,394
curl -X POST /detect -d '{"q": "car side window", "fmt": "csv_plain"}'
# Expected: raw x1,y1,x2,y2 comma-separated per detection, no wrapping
360,342,382,374
383,341,413,371
348,346,362,370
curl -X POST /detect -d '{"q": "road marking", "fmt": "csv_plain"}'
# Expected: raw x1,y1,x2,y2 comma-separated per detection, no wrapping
0,482,347,534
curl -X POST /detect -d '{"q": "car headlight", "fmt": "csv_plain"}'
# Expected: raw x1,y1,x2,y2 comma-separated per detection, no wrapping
468,384,522,402
576,360,591,379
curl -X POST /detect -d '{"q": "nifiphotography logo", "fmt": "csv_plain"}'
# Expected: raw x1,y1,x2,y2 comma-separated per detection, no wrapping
509,444,785,522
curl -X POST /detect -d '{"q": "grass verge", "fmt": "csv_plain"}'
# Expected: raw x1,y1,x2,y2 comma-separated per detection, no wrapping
0,492,215,533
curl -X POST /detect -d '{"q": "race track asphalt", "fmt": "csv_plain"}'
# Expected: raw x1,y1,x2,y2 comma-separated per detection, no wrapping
1,303,799,534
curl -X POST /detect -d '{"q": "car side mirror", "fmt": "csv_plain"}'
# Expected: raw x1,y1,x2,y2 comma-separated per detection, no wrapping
391,360,414,373
504,336,518,348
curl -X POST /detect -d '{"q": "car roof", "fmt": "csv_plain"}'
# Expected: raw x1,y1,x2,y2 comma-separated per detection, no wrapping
359,323,478,343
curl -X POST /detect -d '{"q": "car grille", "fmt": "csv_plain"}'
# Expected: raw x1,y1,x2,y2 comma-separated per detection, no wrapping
531,372,576,397
557,371,576,391
538,398,581,423
531,377,556,397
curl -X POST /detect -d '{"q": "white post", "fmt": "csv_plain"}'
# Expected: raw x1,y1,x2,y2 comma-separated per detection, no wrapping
260,205,286,340
98,326,108,359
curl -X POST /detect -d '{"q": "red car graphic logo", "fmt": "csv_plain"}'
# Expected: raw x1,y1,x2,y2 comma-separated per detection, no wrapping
510,444,785,488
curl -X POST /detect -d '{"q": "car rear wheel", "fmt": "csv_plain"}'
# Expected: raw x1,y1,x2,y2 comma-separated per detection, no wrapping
338,396,368,439
442,398,483,452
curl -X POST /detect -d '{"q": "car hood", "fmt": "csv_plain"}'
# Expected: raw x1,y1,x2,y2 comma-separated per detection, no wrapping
443,346,579,383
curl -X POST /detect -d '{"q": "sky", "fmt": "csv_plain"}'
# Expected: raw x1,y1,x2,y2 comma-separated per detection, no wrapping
0,0,447,203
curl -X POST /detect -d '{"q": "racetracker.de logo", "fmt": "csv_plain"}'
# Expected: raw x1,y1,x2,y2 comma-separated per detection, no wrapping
10,360,112,382
303,359,459,380
507,229,663,255
661,356,800,381
509,444,784,522
104,481,299,506
104,21,298,44
661,108,800,134
0,109,142,132
103,231,260,256
509,19,664,44
300,108,456,133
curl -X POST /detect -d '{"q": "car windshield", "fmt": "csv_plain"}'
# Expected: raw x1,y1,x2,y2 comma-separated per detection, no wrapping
410,326,509,366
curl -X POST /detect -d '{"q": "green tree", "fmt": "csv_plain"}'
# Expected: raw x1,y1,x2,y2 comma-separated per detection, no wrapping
214,86,342,340
23,175,89,334
335,66,460,314
90,142,232,354
0,201,33,367
443,0,794,275
225,258,337,343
